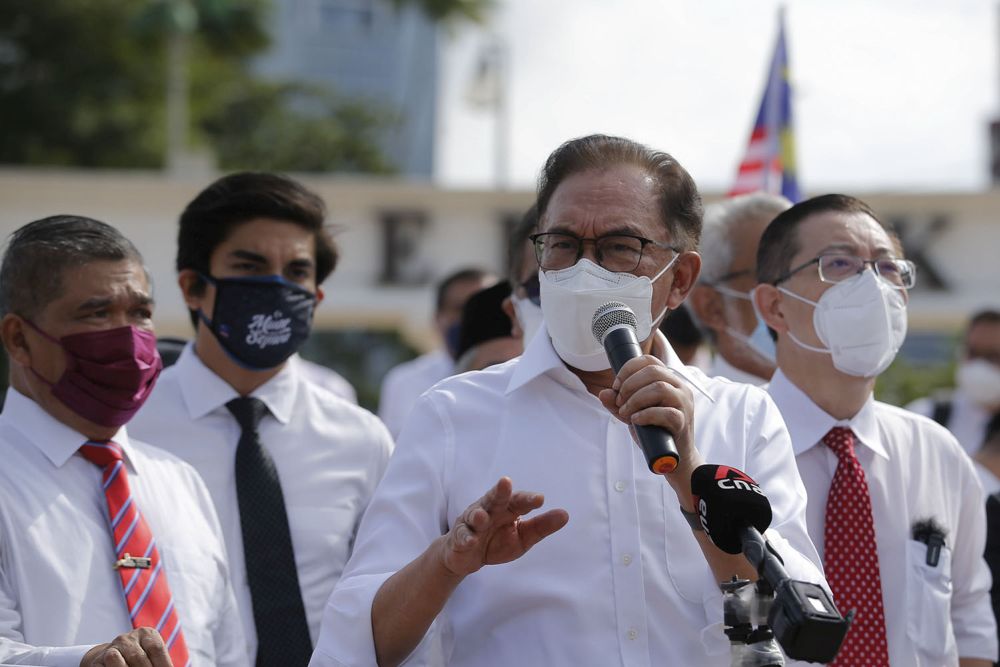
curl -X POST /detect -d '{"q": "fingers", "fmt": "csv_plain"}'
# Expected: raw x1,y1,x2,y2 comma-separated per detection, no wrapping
614,363,691,421
479,476,513,513
517,509,570,550
93,628,167,667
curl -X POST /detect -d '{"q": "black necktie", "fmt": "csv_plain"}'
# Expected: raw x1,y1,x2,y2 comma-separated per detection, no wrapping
227,396,313,666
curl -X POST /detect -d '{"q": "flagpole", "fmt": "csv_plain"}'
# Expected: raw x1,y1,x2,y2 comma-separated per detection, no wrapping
492,36,509,190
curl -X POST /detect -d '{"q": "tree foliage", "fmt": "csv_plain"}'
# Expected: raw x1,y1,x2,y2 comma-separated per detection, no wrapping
0,0,482,172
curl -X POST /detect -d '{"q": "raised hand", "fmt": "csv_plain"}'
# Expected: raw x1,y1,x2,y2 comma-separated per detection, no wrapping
439,476,569,577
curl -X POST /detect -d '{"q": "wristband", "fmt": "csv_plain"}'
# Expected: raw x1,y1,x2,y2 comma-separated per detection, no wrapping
680,505,704,532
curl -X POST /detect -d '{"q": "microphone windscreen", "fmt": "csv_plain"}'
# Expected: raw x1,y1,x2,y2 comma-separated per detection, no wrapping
591,301,638,344
691,464,773,554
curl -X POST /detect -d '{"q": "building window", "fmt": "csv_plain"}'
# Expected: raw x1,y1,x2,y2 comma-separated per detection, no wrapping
380,209,431,285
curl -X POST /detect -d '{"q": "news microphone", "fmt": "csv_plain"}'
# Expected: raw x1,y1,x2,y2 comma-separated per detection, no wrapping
591,301,679,474
690,464,773,554
691,464,850,663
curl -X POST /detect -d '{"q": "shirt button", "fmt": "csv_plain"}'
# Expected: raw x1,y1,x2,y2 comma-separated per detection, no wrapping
614,480,626,492
627,629,638,640
622,553,633,566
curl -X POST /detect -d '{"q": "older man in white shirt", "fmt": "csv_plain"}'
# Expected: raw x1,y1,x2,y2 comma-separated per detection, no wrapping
311,134,825,667
688,192,790,386
753,193,997,666
0,215,246,667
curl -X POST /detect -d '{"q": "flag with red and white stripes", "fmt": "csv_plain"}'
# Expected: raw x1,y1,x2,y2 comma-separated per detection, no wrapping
729,10,800,201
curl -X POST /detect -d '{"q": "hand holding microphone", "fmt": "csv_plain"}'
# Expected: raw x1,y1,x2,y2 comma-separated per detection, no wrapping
592,301,685,475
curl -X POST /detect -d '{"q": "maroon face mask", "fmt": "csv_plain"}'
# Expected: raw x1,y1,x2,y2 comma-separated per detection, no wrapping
25,322,163,427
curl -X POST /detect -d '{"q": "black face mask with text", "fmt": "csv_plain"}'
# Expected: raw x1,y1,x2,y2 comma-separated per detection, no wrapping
199,274,316,370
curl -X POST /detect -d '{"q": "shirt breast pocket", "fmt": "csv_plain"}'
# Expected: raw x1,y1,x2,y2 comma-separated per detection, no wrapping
904,538,957,662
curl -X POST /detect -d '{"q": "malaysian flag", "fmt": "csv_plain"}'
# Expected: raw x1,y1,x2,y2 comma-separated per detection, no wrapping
729,10,800,201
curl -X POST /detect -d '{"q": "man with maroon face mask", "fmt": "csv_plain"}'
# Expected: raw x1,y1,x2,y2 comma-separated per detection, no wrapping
0,216,247,667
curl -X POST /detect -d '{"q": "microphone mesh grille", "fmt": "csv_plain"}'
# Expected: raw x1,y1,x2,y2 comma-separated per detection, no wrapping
591,301,638,343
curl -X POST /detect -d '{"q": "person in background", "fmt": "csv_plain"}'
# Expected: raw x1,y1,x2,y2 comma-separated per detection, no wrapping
378,267,495,437
454,281,521,374
974,414,1000,495
130,172,394,667
0,215,246,666
689,192,791,385
754,193,996,666
658,303,707,367
502,204,543,344
310,134,824,667
908,309,1000,456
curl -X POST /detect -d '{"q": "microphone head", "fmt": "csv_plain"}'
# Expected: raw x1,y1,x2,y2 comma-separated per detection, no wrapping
591,301,638,344
691,464,773,554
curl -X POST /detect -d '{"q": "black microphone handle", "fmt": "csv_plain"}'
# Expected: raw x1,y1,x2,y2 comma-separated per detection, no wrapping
603,326,680,474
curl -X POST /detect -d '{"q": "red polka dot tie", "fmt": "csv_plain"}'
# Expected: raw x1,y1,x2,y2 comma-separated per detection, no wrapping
79,440,191,667
822,427,889,666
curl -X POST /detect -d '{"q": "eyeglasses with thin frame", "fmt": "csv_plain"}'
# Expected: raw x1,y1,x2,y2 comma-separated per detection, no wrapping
529,231,679,273
773,253,917,289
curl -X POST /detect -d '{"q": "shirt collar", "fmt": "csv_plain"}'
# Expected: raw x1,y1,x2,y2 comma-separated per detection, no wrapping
506,324,714,402
175,343,297,425
0,387,134,468
767,369,887,459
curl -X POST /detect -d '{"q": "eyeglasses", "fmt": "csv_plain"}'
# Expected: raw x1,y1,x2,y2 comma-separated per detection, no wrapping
773,253,917,289
529,231,678,273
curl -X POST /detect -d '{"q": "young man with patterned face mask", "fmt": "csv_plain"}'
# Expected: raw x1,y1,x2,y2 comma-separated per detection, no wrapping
754,194,997,666
129,173,394,667
0,216,247,667
311,135,825,667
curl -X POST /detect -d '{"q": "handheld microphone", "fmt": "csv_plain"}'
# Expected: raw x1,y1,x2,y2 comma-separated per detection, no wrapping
691,464,851,663
591,301,679,474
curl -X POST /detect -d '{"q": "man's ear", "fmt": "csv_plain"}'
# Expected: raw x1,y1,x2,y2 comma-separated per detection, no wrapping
753,284,787,337
315,286,325,305
500,296,522,338
688,284,726,335
1,314,32,367
178,270,206,312
666,251,702,309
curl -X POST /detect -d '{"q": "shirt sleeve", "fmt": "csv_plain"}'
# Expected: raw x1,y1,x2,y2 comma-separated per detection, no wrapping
742,388,827,588
311,393,452,667
949,450,999,661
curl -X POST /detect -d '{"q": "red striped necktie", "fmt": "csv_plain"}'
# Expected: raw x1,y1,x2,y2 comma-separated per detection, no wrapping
80,440,191,667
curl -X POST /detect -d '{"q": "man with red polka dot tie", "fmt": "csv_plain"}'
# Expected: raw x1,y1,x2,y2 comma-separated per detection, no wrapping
754,194,997,666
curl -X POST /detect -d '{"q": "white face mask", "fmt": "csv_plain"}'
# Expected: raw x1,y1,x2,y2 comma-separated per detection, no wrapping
511,294,544,346
715,284,777,364
957,359,1000,411
539,256,677,371
779,269,908,378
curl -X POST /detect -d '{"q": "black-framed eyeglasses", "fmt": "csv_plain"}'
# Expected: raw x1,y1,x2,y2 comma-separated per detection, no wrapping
529,231,679,273
773,253,917,290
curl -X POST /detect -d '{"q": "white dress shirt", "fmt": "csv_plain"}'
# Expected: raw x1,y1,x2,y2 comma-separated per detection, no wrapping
129,344,393,662
377,349,454,438
768,370,998,665
312,327,825,667
0,389,246,667
907,389,995,456
708,353,769,387
291,354,358,404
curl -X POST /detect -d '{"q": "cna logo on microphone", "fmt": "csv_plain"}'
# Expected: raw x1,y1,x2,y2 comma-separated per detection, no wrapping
712,466,765,495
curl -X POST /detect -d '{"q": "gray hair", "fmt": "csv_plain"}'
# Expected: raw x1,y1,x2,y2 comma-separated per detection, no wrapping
0,215,144,318
699,192,791,285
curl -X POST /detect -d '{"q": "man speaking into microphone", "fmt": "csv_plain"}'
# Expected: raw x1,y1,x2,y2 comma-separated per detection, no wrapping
311,135,826,666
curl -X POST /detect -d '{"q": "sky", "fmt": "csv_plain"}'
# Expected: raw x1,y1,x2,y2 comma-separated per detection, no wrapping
435,0,998,195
